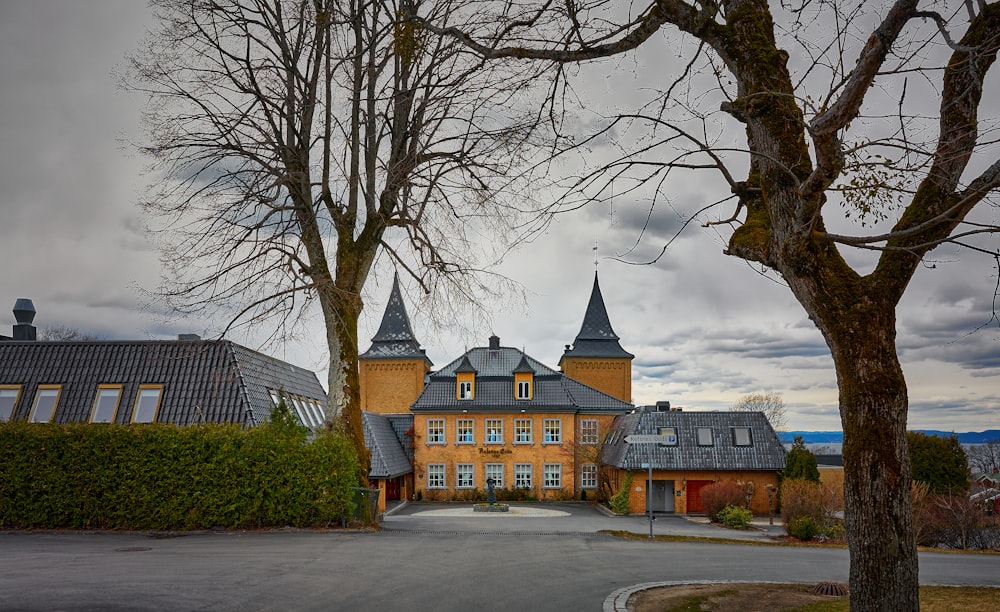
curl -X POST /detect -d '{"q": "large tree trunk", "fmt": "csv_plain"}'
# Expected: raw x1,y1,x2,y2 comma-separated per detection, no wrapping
821,301,918,610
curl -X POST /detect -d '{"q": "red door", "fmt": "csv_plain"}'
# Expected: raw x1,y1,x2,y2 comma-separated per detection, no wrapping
686,480,714,514
385,477,401,501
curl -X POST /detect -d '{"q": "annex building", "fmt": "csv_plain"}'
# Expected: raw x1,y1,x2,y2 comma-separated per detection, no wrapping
360,273,786,514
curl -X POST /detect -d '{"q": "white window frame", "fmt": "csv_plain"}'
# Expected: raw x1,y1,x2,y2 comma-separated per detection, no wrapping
456,463,474,489
459,381,473,400
485,463,504,489
543,418,562,444
543,463,562,489
131,385,164,423
581,464,598,489
90,385,123,423
516,380,530,399
427,418,446,444
580,419,599,445
29,385,63,423
485,418,503,444
0,385,23,422
514,463,533,489
514,418,532,444
426,464,446,489
456,418,474,444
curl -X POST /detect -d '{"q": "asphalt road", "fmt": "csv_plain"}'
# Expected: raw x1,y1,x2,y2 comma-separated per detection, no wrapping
1,504,997,611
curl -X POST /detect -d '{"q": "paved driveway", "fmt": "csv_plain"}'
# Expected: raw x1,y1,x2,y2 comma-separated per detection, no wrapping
0,505,996,611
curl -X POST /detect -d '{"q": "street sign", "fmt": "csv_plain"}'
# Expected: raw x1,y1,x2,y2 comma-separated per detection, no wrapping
625,434,676,444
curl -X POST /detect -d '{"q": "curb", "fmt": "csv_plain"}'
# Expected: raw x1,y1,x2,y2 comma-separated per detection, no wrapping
603,580,799,612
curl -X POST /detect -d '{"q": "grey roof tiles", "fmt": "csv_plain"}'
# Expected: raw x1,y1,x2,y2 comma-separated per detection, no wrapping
0,339,326,427
362,412,414,479
602,410,787,471
560,273,634,361
360,274,432,364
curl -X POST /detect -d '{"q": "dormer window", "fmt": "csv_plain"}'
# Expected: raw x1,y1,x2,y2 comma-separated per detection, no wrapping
458,379,473,400
516,380,530,399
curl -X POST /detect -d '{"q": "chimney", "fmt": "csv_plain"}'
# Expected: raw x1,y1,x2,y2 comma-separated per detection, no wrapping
489,335,500,350
178,333,201,341
12,298,37,341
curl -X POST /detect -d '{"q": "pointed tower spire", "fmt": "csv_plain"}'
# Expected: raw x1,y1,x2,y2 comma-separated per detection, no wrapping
559,272,633,403
561,272,634,359
360,273,430,363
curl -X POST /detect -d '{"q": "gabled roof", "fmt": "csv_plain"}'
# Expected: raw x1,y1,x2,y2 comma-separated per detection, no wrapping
602,410,786,471
560,273,634,362
362,411,414,479
412,344,631,413
0,339,326,426
360,274,432,365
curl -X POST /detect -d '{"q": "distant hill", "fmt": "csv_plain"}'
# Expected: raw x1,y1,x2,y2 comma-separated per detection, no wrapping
780,430,1000,445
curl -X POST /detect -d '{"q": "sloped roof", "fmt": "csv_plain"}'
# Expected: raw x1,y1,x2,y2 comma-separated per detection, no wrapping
413,345,631,413
362,411,414,479
602,410,786,471
560,273,633,362
360,274,431,365
0,340,325,426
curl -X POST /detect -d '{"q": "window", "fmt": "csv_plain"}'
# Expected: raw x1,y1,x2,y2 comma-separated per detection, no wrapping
580,419,599,445
543,419,562,444
459,380,473,400
658,426,678,446
485,463,504,489
581,464,598,489
733,427,753,447
456,463,474,488
0,385,22,422
291,396,313,427
514,463,533,489
427,464,446,489
132,385,164,423
485,418,503,444
90,385,123,423
456,418,474,444
543,463,562,488
29,385,62,423
427,419,446,444
516,380,530,399
268,389,282,408
308,400,326,426
514,418,532,444
697,427,714,446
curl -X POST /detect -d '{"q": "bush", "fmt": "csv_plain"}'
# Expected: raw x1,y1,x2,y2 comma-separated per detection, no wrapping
787,515,819,540
701,481,745,521
780,478,840,534
610,472,633,515
717,505,753,529
0,420,359,529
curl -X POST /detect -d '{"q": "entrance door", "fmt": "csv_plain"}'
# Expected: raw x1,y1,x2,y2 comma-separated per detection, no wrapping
650,480,675,512
385,477,401,501
686,480,714,513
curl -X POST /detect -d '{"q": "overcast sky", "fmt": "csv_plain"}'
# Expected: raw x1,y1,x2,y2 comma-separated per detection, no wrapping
2,1,998,432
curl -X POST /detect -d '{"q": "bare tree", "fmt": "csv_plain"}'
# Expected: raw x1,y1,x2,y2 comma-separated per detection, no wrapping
125,0,544,470
418,1,1000,608
967,438,1000,474
731,391,787,432
36,326,101,342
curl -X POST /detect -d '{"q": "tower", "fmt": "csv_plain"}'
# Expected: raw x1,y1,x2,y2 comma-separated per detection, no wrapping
359,274,432,414
559,273,634,402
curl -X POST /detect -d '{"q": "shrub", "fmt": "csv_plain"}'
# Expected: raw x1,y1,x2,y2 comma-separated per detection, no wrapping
701,481,745,521
780,478,840,534
717,505,753,529
787,515,819,540
610,472,633,515
0,420,359,529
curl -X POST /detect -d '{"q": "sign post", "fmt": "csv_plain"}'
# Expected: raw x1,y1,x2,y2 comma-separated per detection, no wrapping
626,434,674,539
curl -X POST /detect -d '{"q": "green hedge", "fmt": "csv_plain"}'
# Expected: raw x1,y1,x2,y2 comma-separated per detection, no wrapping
0,419,359,530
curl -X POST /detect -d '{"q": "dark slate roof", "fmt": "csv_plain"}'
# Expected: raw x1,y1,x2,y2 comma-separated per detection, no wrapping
360,274,432,365
0,340,326,427
560,273,634,362
362,411,414,479
412,345,631,413
602,410,786,471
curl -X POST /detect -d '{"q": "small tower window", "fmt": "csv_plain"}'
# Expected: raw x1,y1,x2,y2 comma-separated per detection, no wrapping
517,380,530,399
459,380,473,400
